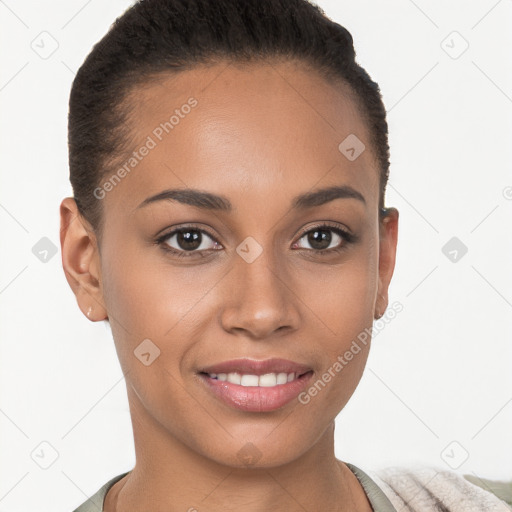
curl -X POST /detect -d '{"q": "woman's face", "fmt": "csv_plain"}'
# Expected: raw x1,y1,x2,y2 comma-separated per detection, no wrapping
62,60,398,469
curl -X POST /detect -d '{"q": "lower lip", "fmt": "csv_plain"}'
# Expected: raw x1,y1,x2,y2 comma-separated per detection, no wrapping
198,371,314,412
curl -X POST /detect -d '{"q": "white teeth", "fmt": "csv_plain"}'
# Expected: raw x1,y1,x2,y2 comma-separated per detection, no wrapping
276,372,288,385
240,374,259,386
208,372,298,387
227,372,241,385
259,373,277,387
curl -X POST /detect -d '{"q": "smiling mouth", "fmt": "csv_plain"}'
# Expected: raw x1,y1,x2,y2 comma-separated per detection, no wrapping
197,370,315,413
199,370,313,388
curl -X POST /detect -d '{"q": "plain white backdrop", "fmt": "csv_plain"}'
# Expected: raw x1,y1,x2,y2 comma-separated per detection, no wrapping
0,1,511,511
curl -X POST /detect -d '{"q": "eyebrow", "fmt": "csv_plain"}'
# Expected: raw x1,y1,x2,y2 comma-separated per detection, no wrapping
134,185,366,212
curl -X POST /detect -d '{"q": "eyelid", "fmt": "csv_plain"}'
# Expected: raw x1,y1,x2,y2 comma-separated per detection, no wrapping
295,221,354,240
155,224,221,248
155,221,356,257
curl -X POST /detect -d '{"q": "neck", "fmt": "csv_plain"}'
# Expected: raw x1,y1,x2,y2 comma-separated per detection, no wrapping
105,388,373,512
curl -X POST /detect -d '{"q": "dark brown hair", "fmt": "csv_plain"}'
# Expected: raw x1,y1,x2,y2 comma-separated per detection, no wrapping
68,0,390,243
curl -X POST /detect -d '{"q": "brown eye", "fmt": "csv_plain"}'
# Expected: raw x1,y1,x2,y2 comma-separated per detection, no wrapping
157,227,222,257
304,228,335,250
292,223,356,254
172,229,203,251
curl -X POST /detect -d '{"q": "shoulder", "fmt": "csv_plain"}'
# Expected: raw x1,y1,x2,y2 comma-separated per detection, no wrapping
463,472,512,509
366,465,512,512
72,472,129,512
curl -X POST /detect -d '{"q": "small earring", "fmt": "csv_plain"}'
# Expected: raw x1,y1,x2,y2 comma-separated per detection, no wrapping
86,306,93,318
375,294,385,319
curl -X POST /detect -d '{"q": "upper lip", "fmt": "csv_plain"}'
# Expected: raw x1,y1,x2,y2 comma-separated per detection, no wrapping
198,358,312,376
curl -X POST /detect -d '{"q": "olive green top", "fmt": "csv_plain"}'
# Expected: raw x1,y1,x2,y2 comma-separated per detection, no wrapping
72,464,512,512
72,464,396,511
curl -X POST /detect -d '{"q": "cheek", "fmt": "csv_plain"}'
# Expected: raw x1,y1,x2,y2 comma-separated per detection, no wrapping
291,245,378,413
296,245,378,348
100,245,211,440
101,237,207,341
99,240,219,400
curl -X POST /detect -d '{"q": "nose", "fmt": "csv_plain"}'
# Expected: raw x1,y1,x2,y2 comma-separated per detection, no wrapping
219,249,301,340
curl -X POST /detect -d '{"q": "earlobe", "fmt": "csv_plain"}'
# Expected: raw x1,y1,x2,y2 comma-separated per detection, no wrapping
374,297,385,319
59,197,108,322
375,207,399,319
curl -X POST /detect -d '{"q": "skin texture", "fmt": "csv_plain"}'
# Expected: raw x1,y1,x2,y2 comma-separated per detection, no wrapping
60,59,399,511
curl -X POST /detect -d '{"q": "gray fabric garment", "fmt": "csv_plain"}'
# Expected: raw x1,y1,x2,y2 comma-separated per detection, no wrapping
368,465,512,512
72,464,510,512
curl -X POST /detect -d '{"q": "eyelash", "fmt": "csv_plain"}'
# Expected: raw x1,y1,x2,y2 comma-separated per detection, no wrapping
154,222,357,259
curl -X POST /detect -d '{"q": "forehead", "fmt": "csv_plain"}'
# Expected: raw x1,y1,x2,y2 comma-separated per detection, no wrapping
102,59,379,217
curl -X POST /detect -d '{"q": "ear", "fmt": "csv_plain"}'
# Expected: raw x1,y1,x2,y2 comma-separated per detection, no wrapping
59,197,108,322
375,207,399,319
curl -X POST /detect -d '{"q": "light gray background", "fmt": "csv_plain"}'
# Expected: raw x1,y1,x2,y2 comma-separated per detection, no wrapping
0,1,511,511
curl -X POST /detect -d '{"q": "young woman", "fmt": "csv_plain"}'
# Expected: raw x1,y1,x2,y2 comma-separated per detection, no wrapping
60,0,511,510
